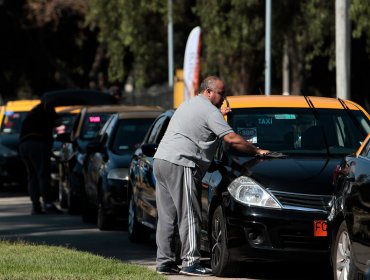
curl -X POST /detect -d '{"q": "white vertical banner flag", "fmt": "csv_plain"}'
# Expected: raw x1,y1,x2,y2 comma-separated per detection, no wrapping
183,26,201,101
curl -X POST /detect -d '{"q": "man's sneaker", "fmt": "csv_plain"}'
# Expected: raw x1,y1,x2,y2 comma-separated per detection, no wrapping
44,203,63,214
156,263,180,275
180,263,212,277
31,205,45,215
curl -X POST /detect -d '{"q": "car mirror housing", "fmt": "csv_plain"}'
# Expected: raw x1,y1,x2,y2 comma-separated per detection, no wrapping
86,141,103,153
55,132,71,143
141,143,158,157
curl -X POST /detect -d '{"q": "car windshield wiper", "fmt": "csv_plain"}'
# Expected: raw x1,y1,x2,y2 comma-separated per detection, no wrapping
303,96,331,156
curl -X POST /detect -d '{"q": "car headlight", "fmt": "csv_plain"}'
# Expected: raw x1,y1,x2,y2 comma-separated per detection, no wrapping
228,176,281,209
107,168,129,181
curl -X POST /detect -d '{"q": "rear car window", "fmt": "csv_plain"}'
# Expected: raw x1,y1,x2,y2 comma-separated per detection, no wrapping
1,111,28,134
229,108,370,156
81,113,112,139
111,118,154,155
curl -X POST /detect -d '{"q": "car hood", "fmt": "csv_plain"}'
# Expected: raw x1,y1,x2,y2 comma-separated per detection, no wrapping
230,155,339,196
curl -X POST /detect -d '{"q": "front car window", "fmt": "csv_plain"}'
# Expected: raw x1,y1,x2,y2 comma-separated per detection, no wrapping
229,108,370,156
111,118,155,155
360,138,370,158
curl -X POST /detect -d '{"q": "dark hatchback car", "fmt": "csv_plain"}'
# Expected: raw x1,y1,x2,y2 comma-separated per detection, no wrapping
331,133,370,280
128,95,370,276
56,104,128,213
82,106,162,230
0,100,40,189
128,109,174,241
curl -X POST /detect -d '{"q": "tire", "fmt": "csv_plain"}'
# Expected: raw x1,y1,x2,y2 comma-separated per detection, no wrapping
81,195,97,223
97,203,114,230
59,180,68,209
127,195,150,242
210,205,235,276
68,192,81,214
332,221,356,280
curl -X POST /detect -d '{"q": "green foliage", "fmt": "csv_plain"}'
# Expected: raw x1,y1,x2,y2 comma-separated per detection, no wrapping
195,0,265,94
350,0,370,54
0,240,164,280
86,0,167,88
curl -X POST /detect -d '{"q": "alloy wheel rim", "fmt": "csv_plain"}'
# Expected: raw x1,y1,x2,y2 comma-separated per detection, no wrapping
211,217,222,268
335,230,351,280
128,198,134,234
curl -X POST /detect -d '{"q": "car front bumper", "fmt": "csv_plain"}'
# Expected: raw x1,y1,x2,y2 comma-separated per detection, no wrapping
223,199,330,262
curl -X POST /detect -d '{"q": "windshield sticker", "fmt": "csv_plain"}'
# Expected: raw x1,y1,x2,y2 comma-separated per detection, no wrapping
237,127,257,143
275,114,296,119
89,116,101,123
258,118,272,125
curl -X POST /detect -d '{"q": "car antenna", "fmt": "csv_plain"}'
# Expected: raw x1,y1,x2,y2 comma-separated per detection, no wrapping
303,95,331,156
338,98,367,138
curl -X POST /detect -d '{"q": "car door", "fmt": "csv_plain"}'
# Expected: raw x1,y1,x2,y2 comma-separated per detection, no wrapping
132,111,172,227
84,115,116,206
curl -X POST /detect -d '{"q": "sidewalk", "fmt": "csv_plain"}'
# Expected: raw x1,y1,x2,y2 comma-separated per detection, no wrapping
0,193,247,280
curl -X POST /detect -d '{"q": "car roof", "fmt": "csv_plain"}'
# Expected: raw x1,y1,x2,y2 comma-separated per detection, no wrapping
56,105,82,114
4,99,41,112
117,109,163,120
82,104,162,114
225,95,364,110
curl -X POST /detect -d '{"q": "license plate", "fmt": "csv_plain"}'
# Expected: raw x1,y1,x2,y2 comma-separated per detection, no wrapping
314,220,327,237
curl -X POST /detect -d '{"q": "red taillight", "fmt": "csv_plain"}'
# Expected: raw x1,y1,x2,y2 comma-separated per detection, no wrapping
332,165,341,185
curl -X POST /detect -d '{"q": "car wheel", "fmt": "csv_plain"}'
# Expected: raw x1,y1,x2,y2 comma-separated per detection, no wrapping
59,180,68,209
97,203,114,231
211,205,234,276
81,195,97,223
332,221,355,280
128,195,150,242
68,191,81,214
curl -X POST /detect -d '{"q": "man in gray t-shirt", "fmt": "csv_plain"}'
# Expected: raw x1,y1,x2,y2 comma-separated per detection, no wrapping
153,76,268,276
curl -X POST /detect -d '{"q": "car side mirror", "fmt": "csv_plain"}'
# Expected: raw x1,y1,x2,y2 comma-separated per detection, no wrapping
141,143,158,157
86,141,103,153
55,132,71,143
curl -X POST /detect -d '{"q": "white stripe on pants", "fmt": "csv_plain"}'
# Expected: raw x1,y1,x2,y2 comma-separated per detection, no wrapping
154,159,201,268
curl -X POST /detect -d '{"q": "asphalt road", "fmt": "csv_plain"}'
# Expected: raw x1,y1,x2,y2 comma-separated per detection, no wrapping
0,192,333,280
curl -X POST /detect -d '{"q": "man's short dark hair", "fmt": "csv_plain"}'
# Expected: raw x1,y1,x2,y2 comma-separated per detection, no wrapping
199,76,222,94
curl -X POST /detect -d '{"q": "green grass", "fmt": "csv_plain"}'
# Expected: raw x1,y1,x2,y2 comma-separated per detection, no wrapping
0,240,165,280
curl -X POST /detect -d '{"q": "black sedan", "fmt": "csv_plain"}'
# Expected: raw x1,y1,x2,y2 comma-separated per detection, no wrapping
128,109,174,241
128,95,370,277
82,106,162,230
331,133,370,280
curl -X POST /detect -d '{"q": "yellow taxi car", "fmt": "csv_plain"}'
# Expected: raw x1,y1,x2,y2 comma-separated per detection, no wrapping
127,94,370,277
0,99,40,188
203,95,370,275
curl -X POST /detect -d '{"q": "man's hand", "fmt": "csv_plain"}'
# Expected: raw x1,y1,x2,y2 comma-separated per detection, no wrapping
221,107,232,116
255,148,269,155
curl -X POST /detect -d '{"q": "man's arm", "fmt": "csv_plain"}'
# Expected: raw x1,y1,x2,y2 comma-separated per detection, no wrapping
223,132,269,155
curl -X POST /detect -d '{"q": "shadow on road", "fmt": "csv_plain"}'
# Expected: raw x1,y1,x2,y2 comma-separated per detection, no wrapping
0,192,333,280
0,193,157,266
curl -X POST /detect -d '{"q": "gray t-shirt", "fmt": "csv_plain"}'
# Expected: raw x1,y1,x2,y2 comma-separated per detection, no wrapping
154,94,233,174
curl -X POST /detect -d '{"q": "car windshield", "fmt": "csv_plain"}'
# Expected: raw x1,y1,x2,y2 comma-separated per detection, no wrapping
229,108,370,156
81,113,112,140
111,118,154,155
0,111,28,134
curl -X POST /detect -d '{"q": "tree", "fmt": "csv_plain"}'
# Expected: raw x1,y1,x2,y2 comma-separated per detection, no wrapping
0,0,99,100
195,0,265,94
